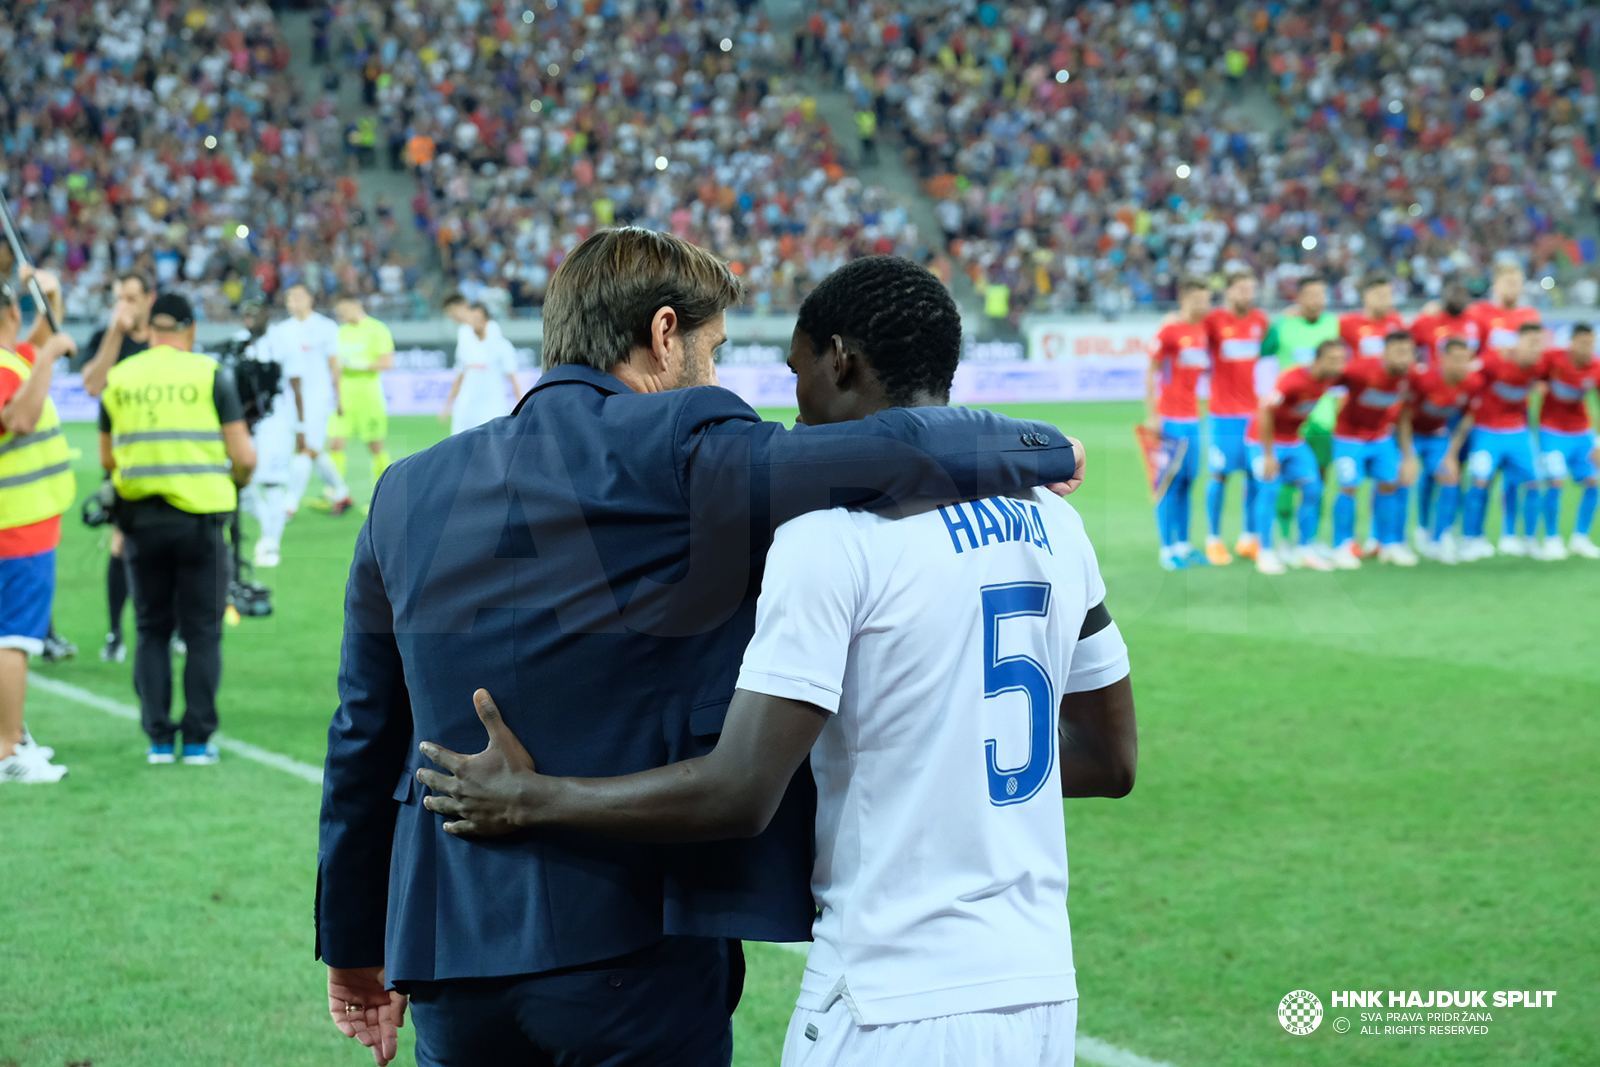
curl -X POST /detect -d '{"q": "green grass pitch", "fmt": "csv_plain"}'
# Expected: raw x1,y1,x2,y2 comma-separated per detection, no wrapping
3,404,1595,1066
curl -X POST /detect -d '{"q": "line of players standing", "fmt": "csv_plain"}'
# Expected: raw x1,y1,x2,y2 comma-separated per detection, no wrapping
1147,263,1599,574
237,289,519,568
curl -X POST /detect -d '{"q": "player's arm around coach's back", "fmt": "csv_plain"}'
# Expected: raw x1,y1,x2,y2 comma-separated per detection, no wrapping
412,664,1137,841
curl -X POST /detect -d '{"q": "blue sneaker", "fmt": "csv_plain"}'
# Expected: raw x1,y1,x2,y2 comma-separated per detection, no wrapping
147,744,175,765
181,742,220,766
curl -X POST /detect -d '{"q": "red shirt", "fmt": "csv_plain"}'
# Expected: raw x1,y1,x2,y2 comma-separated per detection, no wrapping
1406,364,1482,437
1470,352,1541,431
1339,310,1407,360
1467,301,1540,356
1150,319,1210,420
0,342,63,557
1409,311,1481,365
1538,348,1600,433
1334,356,1412,440
1248,366,1334,444
1203,306,1269,416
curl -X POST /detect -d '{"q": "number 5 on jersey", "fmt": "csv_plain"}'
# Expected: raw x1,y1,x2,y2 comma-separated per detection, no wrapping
981,582,1055,806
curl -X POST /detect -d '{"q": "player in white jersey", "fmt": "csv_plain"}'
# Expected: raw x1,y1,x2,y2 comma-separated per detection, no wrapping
441,293,520,434
277,284,354,516
234,303,294,567
415,257,1133,1067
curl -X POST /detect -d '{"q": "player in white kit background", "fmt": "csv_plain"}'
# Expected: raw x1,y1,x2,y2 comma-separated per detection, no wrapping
275,285,354,518
441,293,521,435
415,256,1136,1067
234,301,294,568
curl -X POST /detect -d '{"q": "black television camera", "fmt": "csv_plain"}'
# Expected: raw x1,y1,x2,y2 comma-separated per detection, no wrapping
208,333,282,432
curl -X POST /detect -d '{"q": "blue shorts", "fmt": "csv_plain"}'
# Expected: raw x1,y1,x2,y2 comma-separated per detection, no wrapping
1536,428,1598,483
0,549,55,656
1208,415,1252,475
1467,427,1538,488
1248,439,1319,486
1163,418,1201,483
1332,434,1401,488
1413,432,1454,478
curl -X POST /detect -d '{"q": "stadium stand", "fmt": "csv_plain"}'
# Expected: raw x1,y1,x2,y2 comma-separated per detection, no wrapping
0,0,402,321
331,0,931,314
799,0,1600,317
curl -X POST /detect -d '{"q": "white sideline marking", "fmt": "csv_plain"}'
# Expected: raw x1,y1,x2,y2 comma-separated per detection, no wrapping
29,675,325,786
771,947,1179,1067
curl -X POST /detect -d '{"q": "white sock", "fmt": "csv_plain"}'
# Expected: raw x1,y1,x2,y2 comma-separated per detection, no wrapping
287,453,313,511
313,453,349,499
255,484,288,548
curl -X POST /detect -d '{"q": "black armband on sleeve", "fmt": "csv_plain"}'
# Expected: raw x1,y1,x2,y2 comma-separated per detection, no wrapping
1078,601,1112,641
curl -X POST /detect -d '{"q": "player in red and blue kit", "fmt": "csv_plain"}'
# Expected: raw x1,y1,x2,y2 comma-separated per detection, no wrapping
1468,264,1540,358
1339,272,1408,364
1409,284,1480,366
1534,324,1600,559
1202,272,1270,565
1467,265,1541,536
1330,330,1419,567
1246,338,1348,574
1401,337,1482,561
1144,278,1213,569
1449,321,1546,561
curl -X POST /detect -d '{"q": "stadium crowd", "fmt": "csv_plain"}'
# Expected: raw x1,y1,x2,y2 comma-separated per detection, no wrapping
0,0,411,324
329,0,933,314
802,0,1600,320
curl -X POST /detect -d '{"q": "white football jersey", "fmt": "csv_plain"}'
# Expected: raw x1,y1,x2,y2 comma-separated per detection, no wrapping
737,487,1129,1027
273,312,340,410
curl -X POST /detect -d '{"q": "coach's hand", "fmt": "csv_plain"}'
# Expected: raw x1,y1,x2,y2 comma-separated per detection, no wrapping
327,965,407,1066
418,690,538,836
1047,437,1086,497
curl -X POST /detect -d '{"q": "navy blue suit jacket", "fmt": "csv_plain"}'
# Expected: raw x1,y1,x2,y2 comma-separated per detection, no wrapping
316,365,1077,981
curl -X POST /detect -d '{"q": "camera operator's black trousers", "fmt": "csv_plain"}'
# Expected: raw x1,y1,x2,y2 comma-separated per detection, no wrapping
121,502,229,748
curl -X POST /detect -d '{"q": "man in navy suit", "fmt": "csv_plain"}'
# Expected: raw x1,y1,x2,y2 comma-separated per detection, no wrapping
317,230,1082,1066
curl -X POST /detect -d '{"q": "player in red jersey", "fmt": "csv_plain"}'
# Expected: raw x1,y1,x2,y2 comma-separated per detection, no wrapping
1533,324,1600,559
1338,272,1407,363
1468,263,1541,356
1329,330,1419,568
1201,271,1270,565
1144,278,1212,569
1246,338,1348,574
1409,284,1481,366
1446,321,1545,561
1400,337,1482,562
1465,264,1541,546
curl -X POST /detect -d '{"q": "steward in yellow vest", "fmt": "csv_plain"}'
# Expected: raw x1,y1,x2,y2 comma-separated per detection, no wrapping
0,267,78,782
96,293,256,765
0,345,75,528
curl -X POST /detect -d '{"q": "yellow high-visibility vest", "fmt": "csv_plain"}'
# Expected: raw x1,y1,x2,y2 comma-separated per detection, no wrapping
984,282,1011,318
0,347,75,530
101,345,236,514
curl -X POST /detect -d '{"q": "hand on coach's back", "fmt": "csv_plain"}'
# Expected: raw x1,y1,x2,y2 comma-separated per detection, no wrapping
417,690,539,837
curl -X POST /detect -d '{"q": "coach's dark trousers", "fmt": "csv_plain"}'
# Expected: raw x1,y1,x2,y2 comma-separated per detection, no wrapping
403,937,743,1067
120,499,228,747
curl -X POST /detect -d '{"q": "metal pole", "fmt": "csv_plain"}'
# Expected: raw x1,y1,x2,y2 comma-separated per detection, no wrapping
0,176,60,333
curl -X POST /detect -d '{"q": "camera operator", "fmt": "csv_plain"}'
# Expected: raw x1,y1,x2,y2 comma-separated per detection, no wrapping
98,294,255,766
79,271,157,664
230,301,292,568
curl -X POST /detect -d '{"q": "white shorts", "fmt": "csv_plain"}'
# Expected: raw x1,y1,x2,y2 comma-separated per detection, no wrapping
299,399,333,452
251,402,296,486
781,997,1077,1067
